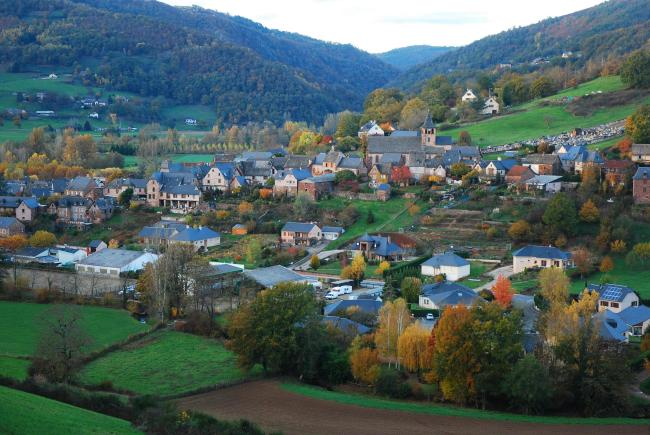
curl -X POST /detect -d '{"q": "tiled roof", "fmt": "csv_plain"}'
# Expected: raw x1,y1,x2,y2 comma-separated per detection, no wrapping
324,300,383,316
0,216,20,228
512,245,571,260
282,222,319,233
243,265,309,288
420,281,481,307
170,226,220,242
422,252,469,268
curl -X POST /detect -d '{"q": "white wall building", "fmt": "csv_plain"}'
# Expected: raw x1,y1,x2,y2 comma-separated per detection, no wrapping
76,249,159,276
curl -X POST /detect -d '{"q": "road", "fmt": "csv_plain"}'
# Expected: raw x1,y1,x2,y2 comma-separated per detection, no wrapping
475,264,514,291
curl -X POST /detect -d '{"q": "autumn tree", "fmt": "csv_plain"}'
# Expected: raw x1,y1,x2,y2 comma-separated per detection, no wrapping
397,323,431,373
0,234,28,286
458,130,472,145
620,50,650,89
538,267,569,306
399,97,428,130
293,192,316,220
492,275,514,308
238,201,254,217
349,336,380,385
390,165,411,186
341,253,366,285
375,298,411,368
571,247,592,278
508,219,531,242
626,242,650,268
29,230,57,247
375,260,390,276
625,105,650,144
400,276,422,304
310,254,320,270
579,199,599,223
599,256,614,274
228,282,317,373
450,163,471,178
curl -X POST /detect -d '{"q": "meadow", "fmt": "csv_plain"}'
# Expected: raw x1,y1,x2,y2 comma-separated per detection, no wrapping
0,385,140,435
569,256,650,299
80,331,256,397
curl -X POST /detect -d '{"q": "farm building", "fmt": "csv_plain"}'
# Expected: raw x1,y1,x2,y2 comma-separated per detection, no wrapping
75,249,159,275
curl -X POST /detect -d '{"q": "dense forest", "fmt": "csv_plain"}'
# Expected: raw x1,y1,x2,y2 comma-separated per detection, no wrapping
375,45,455,70
392,0,650,90
0,0,398,125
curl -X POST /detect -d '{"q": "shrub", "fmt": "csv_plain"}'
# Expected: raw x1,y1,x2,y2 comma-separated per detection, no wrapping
35,288,50,303
374,366,411,399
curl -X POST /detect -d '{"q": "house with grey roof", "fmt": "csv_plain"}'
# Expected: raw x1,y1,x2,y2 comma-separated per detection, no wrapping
48,196,114,227
76,248,159,275
419,281,482,310
65,176,99,199
524,175,563,193
274,168,312,198
139,220,220,251
0,216,24,236
280,222,321,246
324,299,383,317
595,305,650,342
521,154,562,175
586,283,639,313
147,170,201,211
0,196,41,222
421,252,470,281
353,233,404,262
311,149,366,176
243,265,317,289
322,226,345,241
512,245,573,273
322,316,370,336
104,178,147,199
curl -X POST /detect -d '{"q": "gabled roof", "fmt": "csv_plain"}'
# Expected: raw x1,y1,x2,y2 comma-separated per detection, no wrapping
162,184,200,195
489,159,517,171
89,240,105,248
15,247,49,258
603,160,635,170
56,196,92,207
633,167,650,180
618,305,650,326
324,299,383,317
322,316,370,335
512,245,571,260
420,281,481,307
284,155,311,169
522,154,560,165
422,252,469,268
379,153,404,165
339,156,364,169
368,135,422,154
0,216,20,228
359,120,378,133
243,265,309,288
66,176,94,191
525,175,563,185
77,248,156,268
353,234,403,257
138,226,178,240
631,144,650,154
321,226,344,234
282,222,319,233
587,283,636,302
171,226,220,242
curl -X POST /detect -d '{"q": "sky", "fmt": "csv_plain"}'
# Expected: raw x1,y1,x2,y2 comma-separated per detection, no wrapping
162,0,603,53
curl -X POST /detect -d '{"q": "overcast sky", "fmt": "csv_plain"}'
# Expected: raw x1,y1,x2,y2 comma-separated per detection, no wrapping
162,0,603,53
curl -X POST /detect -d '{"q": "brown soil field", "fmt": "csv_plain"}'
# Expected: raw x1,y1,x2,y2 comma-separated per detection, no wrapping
177,380,649,435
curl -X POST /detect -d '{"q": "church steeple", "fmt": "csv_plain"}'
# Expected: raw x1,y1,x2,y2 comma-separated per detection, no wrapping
420,111,436,146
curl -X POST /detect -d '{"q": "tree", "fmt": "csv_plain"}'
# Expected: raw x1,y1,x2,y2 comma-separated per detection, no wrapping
492,275,513,308
310,254,320,270
626,242,650,268
399,98,428,130
366,209,375,224
375,298,411,368
293,192,316,220
341,253,366,285
572,247,592,278
400,276,422,303
450,163,471,178
30,305,92,382
390,165,411,186
238,201,253,217
599,256,614,274
530,76,555,98
620,50,650,89
118,187,133,206
508,220,531,242
538,267,569,306
0,234,28,286
397,323,431,373
625,105,650,144
349,339,380,385
228,282,317,373
542,193,577,236
334,170,356,184
335,111,362,138
579,199,599,223
458,131,472,145
503,355,551,414
375,260,390,276
108,239,120,249
29,230,57,247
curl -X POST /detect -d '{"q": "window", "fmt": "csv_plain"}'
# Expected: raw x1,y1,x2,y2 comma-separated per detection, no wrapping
610,302,619,309
600,301,609,307
632,326,642,336
632,300,638,307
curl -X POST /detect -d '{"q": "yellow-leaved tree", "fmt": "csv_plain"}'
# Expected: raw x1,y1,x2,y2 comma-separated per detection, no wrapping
374,298,411,368
397,322,431,373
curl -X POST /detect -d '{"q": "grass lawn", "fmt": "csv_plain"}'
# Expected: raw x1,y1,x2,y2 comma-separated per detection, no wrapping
460,261,491,289
0,302,149,358
121,153,214,168
587,135,622,151
80,331,256,397
281,382,649,425
319,197,420,249
0,385,140,435
0,356,30,381
444,76,647,147
161,104,216,125
569,256,650,298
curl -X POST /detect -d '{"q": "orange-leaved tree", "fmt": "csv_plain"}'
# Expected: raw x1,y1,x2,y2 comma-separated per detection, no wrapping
492,275,514,308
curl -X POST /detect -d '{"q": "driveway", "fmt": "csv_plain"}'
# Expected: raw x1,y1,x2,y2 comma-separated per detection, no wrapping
290,242,331,270
476,264,514,291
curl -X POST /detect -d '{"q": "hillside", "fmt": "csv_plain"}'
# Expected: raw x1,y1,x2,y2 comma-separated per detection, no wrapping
392,0,650,90
0,0,398,124
375,45,454,70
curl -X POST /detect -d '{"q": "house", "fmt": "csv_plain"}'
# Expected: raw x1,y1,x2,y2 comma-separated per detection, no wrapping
49,196,114,227
461,89,478,102
419,281,482,310
89,197,116,222
353,233,404,262
104,178,147,199
232,224,248,235
243,265,318,290
524,175,563,193
0,197,40,222
358,120,385,138
512,245,573,274
65,176,99,199
147,171,201,211
185,118,197,126
297,173,335,200
89,112,99,119
0,217,24,236
632,167,650,205
376,183,391,201
483,159,517,181
13,247,52,264
273,168,312,197
281,222,322,246
586,283,639,313
168,226,221,251
89,240,107,253
322,316,370,336
75,249,159,275
595,306,650,342
481,97,500,115
237,159,273,185
602,160,635,186
505,165,536,185
324,299,383,317
421,252,470,281
522,154,561,175
322,226,345,241
54,246,88,266
574,150,604,174
631,144,650,164
311,149,366,176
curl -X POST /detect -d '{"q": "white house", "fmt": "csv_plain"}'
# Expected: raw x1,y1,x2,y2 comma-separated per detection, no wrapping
419,281,481,310
358,121,385,138
55,246,88,266
322,226,345,241
596,306,650,342
75,249,159,275
461,89,478,102
587,283,640,313
89,112,99,119
185,118,198,126
421,252,470,281
481,97,500,115
512,245,573,274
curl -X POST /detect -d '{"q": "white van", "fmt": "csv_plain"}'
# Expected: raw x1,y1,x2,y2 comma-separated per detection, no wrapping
325,289,340,300
338,285,353,294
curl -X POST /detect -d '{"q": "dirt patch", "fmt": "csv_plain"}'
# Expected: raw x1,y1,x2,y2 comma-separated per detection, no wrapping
567,89,650,116
177,380,646,435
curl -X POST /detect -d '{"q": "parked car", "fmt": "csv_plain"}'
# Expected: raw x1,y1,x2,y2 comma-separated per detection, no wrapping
325,290,341,300
426,313,435,321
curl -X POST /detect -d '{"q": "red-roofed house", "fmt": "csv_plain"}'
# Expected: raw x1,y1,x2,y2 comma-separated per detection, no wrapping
505,165,535,185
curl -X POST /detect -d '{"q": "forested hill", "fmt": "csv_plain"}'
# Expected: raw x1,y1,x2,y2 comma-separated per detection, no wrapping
376,46,455,70
392,0,650,90
0,0,398,125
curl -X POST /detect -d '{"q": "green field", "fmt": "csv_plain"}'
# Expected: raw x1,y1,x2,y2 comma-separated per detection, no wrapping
569,256,650,298
460,261,492,289
0,385,140,435
80,331,255,397
282,382,649,425
122,153,214,168
445,76,647,147
161,104,216,125
0,302,148,379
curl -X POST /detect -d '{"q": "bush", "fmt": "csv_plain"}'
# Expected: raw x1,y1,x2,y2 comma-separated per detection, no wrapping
374,367,411,399
35,288,50,303
183,312,218,337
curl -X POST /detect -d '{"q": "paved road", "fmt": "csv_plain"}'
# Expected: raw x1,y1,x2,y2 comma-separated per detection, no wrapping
476,264,514,291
